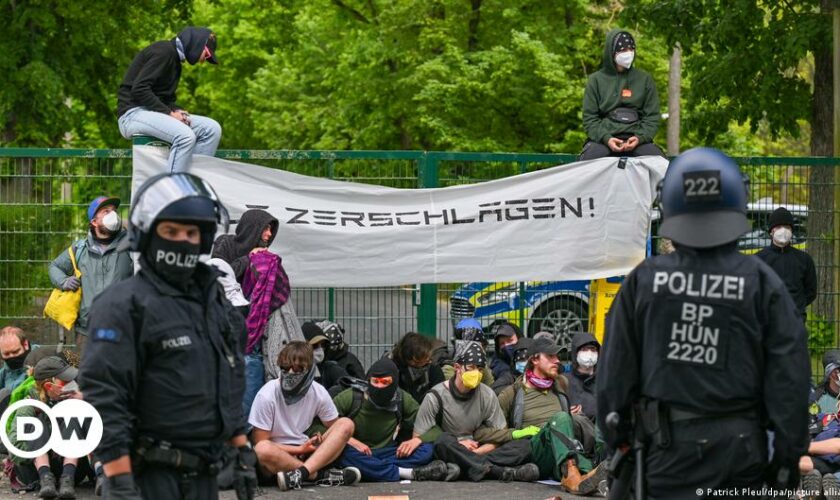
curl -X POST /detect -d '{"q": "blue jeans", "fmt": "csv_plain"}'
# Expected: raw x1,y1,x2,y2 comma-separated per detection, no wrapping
243,351,265,419
339,443,434,482
118,107,222,173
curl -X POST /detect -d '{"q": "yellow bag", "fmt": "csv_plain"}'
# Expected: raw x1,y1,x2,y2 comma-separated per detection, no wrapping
43,245,82,330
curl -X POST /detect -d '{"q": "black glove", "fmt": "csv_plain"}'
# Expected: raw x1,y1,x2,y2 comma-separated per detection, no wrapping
765,461,800,491
233,445,258,500
105,473,142,500
61,276,81,291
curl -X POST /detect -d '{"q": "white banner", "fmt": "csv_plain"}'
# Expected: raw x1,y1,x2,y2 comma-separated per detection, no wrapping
132,146,668,287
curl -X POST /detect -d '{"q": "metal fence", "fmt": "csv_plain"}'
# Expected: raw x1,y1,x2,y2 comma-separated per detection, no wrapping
0,147,838,373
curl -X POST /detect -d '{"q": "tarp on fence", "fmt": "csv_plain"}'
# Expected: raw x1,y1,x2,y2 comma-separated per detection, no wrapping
133,146,668,287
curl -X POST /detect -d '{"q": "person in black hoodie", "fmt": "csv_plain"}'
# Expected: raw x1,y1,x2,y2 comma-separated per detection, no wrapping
212,209,280,282
303,322,349,396
755,207,817,322
317,320,366,379
390,333,445,405
117,27,222,173
567,333,599,422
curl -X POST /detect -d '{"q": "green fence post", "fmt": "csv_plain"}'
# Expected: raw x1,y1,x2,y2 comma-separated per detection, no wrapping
417,152,439,338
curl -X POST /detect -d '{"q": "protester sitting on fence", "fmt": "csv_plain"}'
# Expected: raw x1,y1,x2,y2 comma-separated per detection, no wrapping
317,320,366,380
334,358,458,482
492,337,607,495
492,337,534,394
437,321,494,388
249,341,359,491
302,322,348,396
567,332,600,422
412,341,540,483
48,196,133,353
389,333,445,405
0,326,38,394
8,356,92,498
117,27,221,173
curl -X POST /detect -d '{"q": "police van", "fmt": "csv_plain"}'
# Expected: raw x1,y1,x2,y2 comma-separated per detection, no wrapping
448,199,807,350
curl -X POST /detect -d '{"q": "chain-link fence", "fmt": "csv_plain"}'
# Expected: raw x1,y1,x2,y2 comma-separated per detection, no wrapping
0,148,838,373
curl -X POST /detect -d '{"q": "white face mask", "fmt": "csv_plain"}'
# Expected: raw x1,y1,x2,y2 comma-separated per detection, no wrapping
101,211,122,232
772,227,792,246
615,51,635,69
577,351,598,368
313,347,325,364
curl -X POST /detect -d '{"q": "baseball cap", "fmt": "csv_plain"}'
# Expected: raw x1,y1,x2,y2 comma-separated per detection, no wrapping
302,321,328,345
530,337,562,357
88,196,120,221
33,356,78,382
24,347,61,369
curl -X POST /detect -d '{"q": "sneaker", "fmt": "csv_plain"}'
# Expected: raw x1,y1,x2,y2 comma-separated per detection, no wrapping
823,472,840,500
444,462,461,482
277,469,305,491
500,463,540,483
413,460,449,481
801,469,822,500
38,471,58,499
58,474,75,500
316,467,361,487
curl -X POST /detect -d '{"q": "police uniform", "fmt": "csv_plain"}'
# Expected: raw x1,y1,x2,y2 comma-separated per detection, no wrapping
79,173,254,500
597,148,810,499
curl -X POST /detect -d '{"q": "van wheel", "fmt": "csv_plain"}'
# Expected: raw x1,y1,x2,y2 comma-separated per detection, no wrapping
528,298,588,351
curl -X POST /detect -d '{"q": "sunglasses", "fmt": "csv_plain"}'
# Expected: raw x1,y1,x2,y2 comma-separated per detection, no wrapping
369,376,393,387
202,45,213,60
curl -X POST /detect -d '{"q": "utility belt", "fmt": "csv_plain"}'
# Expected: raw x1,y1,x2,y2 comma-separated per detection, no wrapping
133,437,219,476
637,399,759,449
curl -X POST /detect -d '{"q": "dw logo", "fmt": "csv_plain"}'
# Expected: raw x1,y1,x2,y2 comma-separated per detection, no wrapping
0,399,103,459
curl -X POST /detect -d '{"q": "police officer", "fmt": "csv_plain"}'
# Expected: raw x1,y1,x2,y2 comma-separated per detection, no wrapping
597,148,809,498
79,173,257,500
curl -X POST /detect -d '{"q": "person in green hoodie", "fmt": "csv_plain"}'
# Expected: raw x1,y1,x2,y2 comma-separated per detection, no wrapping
580,30,664,161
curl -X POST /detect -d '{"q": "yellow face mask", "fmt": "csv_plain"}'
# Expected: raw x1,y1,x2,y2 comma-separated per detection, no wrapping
461,369,483,389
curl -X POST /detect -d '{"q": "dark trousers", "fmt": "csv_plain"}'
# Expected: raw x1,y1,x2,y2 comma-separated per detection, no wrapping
644,418,766,500
133,465,218,500
579,140,665,161
433,433,532,481
339,443,435,482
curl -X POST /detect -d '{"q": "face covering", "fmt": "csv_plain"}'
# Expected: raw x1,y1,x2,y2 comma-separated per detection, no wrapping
615,50,635,69
772,227,792,246
280,366,316,405
525,369,554,390
146,236,201,286
501,344,516,362
313,347,325,364
101,211,122,232
60,380,79,393
368,381,398,410
461,369,483,390
3,351,27,370
514,361,527,374
577,351,598,368
407,365,429,382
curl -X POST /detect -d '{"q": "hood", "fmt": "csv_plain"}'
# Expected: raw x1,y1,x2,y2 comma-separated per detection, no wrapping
175,27,214,65
571,332,599,355
601,29,632,75
234,209,279,249
824,349,840,381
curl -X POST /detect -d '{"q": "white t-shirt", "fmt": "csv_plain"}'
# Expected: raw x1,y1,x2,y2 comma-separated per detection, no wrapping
248,379,339,446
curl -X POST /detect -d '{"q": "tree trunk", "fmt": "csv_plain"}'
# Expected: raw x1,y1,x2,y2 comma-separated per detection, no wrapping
809,30,836,330
667,44,681,155
467,0,481,52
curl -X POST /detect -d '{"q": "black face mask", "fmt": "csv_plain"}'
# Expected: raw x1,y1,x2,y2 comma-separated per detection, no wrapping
4,350,28,370
280,366,316,405
145,237,201,286
368,381,398,410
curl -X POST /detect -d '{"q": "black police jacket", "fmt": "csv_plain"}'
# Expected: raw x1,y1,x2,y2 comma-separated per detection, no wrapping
597,244,809,467
755,244,817,317
79,262,247,463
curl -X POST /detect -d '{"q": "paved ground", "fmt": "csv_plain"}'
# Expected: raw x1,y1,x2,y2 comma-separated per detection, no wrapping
0,480,589,499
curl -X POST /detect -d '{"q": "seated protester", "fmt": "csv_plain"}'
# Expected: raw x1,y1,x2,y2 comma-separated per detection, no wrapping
413,342,540,483
302,321,348,396
317,320,365,380
0,326,38,393
798,425,840,496
492,338,534,394
489,322,520,383
567,333,599,422
491,337,607,495
335,359,459,482
439,324,494,387
9,356,92,499
391,332,445,405
250,341,359,491
815,350,840,415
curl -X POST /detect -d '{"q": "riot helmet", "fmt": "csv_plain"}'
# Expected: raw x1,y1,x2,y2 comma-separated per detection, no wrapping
658,147,749,249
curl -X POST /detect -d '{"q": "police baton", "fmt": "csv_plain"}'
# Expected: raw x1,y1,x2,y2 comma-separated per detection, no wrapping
605,412,645,500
